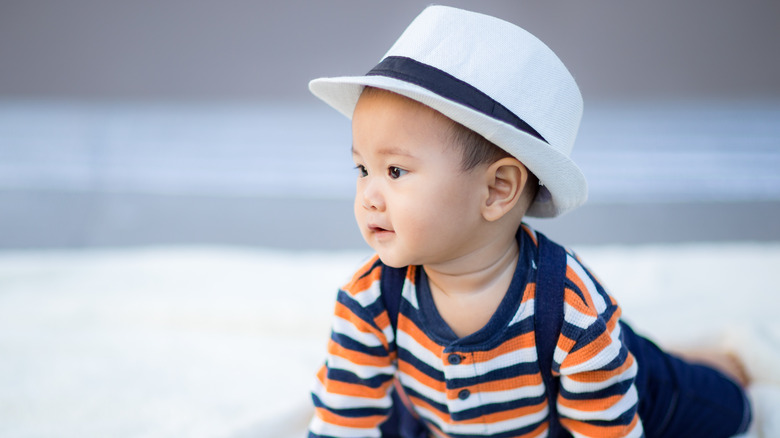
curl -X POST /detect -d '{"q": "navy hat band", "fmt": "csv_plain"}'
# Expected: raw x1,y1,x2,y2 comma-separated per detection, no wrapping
366,56,547,143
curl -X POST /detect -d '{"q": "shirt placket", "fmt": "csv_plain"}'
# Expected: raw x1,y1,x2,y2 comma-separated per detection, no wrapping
442,349,487,429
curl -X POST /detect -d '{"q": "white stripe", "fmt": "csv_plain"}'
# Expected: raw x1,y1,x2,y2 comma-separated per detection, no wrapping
401,276,419,309
309,415,381,438
553,345,567,368
563,302,597,329
382,323,395,345
396,370,447,405
446,347,537,379
346,277,395,344
447,382,546,412
396,329,444,372
352,279,381,307
560,359,638,394
332,315,384,347
567,255,607,313
418,403,549,435
557,384,639,421
559,320,624,375
327,354,395,380
311,379,392,410
508,298,534,326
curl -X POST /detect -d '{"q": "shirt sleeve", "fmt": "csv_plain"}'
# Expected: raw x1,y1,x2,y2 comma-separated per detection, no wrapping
552,253,644,438
308,256,397,438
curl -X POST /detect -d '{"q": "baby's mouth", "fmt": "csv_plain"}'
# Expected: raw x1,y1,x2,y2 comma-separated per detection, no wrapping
369,224,393,233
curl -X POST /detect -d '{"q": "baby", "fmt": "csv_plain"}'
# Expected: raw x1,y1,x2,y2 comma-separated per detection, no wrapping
306,6,751,438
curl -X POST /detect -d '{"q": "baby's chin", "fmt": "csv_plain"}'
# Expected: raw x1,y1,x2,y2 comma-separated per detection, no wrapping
377,255,409,269
371,248,414,269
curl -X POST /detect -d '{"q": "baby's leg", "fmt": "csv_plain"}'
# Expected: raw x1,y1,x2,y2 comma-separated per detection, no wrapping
671,348,750,388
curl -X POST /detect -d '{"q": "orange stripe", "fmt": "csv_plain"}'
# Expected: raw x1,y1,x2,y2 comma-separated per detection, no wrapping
561,412,639,437
406,265,418,284
327,339,392,368
467,371,543,393
563,328,615,369
565,266,598,312
556,333,577,356
344,259,382,296
525,282,536,302
566,353,635,384
472,399,547,425
314,407,386,429
316,366,393,399
471,331,536,364
563,288,598,318
372,312,391,348
334,301,384,337
333,300,391,351
558,392,625,412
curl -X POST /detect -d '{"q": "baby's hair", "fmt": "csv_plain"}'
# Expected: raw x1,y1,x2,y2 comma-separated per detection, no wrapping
446,114,541,206
448,118,510,171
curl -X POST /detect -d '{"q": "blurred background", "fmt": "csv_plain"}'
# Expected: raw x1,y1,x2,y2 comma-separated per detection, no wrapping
2,2,780,437
1,0,779,249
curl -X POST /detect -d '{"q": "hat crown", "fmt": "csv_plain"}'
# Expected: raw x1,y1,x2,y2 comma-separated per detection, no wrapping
383,6,583,159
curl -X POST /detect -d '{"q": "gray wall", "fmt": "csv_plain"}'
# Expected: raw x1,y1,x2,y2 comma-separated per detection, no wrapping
2,0,779,102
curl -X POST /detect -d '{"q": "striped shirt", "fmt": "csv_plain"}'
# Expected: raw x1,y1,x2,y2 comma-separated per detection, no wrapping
310,225,643,437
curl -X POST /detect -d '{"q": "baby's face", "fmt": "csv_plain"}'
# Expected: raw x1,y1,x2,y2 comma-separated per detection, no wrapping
351,90,487,268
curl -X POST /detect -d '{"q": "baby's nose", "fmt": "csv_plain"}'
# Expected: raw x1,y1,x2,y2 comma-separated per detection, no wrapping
359,180,385,211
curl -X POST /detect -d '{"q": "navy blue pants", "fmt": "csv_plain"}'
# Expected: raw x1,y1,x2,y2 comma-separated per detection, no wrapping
621,322,752,437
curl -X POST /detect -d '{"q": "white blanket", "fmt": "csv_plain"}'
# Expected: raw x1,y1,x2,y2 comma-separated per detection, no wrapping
1,243,778,437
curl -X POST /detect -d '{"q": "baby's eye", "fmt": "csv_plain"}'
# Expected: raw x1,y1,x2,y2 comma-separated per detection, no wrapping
388,166,408,179
355,165,368,178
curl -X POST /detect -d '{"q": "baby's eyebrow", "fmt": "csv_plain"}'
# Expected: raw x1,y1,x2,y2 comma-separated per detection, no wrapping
376,147,414,158
351,145,415,159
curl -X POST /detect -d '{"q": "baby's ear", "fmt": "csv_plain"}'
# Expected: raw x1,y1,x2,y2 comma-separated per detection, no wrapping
482,158,528,222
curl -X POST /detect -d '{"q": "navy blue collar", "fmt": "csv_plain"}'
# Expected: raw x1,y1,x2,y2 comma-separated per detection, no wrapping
415,227,536,350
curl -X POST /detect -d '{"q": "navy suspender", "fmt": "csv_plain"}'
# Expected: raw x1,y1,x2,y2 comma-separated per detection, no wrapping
381,265,406,334
534,232,572,438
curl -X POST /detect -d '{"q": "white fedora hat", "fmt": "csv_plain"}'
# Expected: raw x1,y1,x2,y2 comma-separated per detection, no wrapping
309,5,586,218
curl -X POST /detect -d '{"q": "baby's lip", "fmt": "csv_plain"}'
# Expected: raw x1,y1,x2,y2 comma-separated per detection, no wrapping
368,223,393,233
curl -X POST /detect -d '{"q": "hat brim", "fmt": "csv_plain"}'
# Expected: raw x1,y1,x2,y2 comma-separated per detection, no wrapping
309,75,587,218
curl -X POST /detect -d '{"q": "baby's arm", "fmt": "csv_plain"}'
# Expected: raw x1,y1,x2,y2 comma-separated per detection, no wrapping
554,259,643,438
309,259,397,437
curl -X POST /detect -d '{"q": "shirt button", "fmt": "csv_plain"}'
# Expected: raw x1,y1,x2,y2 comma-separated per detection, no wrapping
458,389,471,400
447,353,462,365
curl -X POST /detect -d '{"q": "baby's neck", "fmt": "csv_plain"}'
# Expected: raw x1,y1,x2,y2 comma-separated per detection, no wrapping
423,238,520,338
